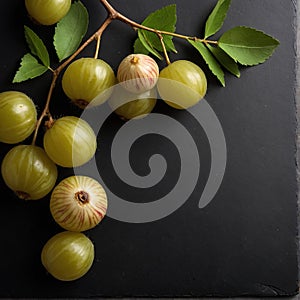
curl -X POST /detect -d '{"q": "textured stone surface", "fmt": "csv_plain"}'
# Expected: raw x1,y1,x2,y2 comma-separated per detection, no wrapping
296,0,300,296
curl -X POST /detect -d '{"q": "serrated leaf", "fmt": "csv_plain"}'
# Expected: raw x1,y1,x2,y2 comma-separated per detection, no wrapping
189,40,225,86
13,53,48,83
138,4,177,55
204,0,231,39
54,1,88,61
207,44,240,77
133,38,150,55
219,26,280,66
24,26,50,67
138,30,162,60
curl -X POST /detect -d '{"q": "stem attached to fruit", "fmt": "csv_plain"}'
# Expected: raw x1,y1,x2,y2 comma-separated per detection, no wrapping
76,191,89,205
158,33,171,65
94,36,101,59
16,191,30,200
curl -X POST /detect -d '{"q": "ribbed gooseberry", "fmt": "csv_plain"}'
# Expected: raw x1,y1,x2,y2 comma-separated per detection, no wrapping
25,0,71,25
41,231,94,281
43,116,97,168
50,176,108,232
117,53,159,94
0,91,37,144
1,145,58,200
62,58,116,109
157,60,207,109
109,87,157,120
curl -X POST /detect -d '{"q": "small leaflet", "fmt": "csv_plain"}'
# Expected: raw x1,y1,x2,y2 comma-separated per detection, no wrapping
189,40,225,86
54,1,89,62
133,38,150,56
207,44,240,77
24,26,50,67
219,26,280,66
13,53,48,83
134,4,177,57
138,30,162,60
204,0,231,39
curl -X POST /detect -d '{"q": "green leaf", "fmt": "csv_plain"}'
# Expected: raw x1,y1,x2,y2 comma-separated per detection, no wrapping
207,44,240,77
13,53,48,83
24,26,50,67
189,40,225,86
54,1,88,61
133,38,150,55
204,0,231,39
138,4,177,55
218,26,280,66
138,30,162,60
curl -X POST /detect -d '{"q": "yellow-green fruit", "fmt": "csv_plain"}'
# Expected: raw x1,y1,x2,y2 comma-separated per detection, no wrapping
50,176,108,232
0,91,37,144
41,231,94,281
157,60,207,109
43,116,97,168
62,58,116,109
1,145,58,200
25,0,71,25
117,54,159,94
109,88,157,120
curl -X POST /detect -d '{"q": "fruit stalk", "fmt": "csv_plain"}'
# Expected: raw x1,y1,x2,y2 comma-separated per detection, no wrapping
158,33,171,65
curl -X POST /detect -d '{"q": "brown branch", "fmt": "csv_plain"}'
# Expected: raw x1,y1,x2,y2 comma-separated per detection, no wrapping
31,17,113,145
98,0,218,43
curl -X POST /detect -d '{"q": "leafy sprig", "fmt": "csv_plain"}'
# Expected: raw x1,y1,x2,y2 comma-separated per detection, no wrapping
13,53,48,83
13,1,89,83
133,0,279,86
54,1,89,62
14,0,280,86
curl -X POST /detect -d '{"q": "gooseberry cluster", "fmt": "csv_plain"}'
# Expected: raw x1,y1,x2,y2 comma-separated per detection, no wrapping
0,0,209,282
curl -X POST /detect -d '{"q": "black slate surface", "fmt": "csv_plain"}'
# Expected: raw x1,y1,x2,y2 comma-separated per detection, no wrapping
0,0,298,298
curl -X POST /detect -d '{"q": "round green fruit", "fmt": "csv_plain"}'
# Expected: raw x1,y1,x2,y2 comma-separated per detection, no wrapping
43,116,97,168
25,0,71,25
157,60,207,109
41,231,94,281
1,145,58,200
109,88,157,120
0,91,37,144
62,58,116,109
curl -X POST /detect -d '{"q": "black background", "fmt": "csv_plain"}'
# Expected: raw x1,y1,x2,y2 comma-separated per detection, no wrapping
0,0,298,297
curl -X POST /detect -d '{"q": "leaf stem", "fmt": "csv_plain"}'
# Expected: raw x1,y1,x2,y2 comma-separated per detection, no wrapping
56,17,112,74
158,33,171,65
